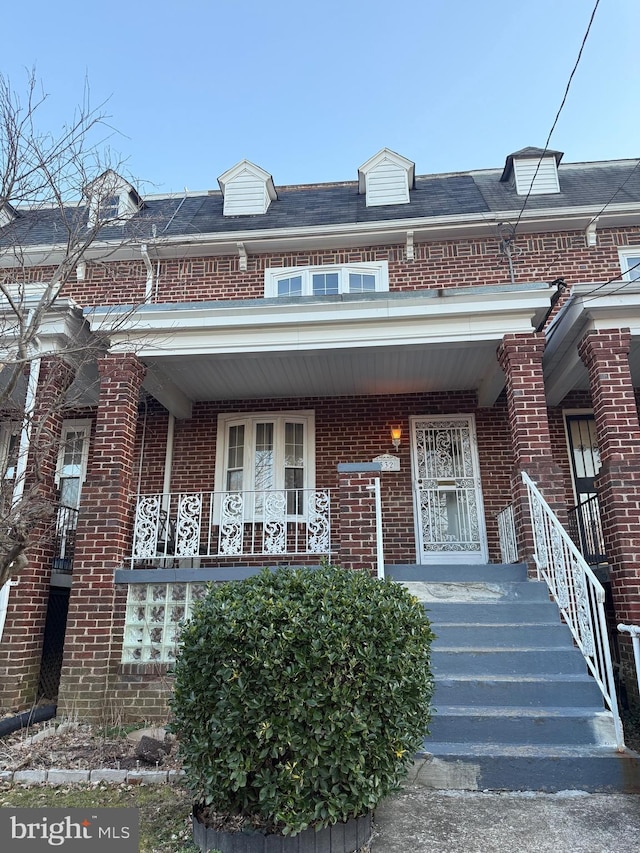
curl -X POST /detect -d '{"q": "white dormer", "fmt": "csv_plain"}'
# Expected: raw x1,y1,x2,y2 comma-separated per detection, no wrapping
84,170,142,228
500,147,562,195
358,148,415,207
218,160,277,216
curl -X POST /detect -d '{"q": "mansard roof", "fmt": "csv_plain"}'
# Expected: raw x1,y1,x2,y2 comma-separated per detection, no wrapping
2,155,640,251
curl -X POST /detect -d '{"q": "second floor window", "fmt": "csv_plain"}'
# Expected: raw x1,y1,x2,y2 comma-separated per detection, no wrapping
265,262,388,298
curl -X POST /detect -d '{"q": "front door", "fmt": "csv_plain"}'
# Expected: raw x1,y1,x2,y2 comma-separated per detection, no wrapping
411,415,487,563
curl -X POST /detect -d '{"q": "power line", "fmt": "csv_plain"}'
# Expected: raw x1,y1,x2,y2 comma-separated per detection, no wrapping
512,0,602,236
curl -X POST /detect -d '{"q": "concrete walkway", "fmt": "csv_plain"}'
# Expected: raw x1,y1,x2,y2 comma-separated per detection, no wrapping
371,787,640,853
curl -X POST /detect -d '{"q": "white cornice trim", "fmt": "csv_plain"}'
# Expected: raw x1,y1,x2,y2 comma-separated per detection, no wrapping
3,203,639,268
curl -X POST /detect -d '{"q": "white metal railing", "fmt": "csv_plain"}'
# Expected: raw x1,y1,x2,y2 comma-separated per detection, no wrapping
618,623,640,698
131,489,332,566
522,471,624,749
497,503,518,564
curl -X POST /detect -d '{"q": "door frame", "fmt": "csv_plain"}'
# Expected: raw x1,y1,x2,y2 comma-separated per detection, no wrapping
410,413,488,564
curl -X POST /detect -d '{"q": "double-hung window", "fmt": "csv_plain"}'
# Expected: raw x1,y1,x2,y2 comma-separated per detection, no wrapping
216,412,315,517
619,248,640,281
265,261,388,298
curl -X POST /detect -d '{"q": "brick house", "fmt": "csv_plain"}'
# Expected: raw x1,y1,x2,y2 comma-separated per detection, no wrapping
1,146,640,724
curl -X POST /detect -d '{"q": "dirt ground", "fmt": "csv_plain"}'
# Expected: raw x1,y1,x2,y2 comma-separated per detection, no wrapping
0,715,181,773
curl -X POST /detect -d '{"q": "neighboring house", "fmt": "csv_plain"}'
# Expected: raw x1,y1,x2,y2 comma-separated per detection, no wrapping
1,146,640,722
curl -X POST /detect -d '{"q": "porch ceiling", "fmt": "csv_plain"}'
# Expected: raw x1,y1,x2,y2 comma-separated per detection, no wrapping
142,340,504,409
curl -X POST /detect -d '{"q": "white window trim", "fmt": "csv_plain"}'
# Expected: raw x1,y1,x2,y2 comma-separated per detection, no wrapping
214,411,316,515
264,261,389,298
618,248,640,281
55,419,92,490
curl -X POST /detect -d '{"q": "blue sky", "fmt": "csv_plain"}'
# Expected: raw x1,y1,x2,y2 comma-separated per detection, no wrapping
3,0,639,195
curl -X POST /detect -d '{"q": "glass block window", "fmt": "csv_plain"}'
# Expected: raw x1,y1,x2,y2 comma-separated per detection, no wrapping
122,582,207,663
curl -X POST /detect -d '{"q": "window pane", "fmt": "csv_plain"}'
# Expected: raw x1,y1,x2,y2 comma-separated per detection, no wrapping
62,431,85,471
626,257,640,280
285,422,304,467
277,275,302,296
60,476,80,508
254,423,274,491
285,467,304,514
348,272,376,292
226,425,244,490
312,272,339,295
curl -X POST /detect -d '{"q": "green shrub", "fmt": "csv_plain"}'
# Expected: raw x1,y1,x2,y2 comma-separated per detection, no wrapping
170,565,434,836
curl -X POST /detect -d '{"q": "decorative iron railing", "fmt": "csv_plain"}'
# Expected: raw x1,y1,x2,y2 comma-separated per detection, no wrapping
567,494,606,567
131,489,332,566
52,505,79,574
496,503,518,564
522,471,624,749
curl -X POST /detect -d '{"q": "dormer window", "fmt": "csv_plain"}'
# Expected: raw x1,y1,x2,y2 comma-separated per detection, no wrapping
500,147,562,195
358,148,415,207
218,160,277,216
84,170,142,228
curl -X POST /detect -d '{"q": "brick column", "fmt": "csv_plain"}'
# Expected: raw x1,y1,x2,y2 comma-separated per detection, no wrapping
498,332,566,573
337,463,381,576
58,353,145,720
0,356,75,708
578,329,640,702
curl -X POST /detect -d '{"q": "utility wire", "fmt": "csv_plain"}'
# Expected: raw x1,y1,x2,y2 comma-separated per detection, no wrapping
512,0,601,237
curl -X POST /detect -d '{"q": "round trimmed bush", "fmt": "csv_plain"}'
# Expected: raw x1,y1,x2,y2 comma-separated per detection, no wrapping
170,565,434,837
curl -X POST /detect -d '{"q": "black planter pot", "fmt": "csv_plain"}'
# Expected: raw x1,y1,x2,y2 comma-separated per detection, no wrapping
192,810,372,853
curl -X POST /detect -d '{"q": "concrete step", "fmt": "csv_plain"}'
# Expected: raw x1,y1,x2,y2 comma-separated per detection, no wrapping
409,744,640,793
427,706,617,746
420,600,559,623
402,580,552,603
431,647,588,675
387,563,529,582
433,674,603,708
433,623,572,647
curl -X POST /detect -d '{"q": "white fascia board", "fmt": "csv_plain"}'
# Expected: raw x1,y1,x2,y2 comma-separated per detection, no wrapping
98,286,553,357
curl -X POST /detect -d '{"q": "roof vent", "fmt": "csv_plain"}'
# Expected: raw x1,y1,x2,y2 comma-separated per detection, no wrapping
218,160,277,216
358,148,415,207
501,147,563,195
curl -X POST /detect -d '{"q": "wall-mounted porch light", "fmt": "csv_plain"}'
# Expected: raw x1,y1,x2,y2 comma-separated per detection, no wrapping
390,426,402,452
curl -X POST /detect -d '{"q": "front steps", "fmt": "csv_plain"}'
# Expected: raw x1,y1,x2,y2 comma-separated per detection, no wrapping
387,562,640,793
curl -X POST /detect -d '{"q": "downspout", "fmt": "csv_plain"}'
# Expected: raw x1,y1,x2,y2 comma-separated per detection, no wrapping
374,477,385,580
163,413,175,508
141,244,154,303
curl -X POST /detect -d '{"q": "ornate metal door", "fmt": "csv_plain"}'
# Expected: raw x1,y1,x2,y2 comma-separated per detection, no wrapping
411,415,487,563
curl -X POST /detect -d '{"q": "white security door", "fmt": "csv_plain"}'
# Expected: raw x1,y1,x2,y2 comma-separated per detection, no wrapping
411,415,488,563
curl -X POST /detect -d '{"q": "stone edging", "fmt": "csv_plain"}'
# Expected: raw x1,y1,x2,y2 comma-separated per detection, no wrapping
0,768,185,786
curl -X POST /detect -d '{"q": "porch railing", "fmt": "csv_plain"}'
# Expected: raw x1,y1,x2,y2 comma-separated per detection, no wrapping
131,489,332,566
567,494,606,567
522,471,624,749
496,503,518,564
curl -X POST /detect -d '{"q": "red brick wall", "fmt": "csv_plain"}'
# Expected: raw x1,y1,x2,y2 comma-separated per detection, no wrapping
11,226,635,308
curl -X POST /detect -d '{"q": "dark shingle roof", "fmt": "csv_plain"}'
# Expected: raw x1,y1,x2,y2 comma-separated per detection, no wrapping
2,158,640,247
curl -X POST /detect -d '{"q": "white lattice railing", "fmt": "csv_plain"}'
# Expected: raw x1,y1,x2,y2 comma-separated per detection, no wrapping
497,502,518,564
522,471,624,749
131,489,332,566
